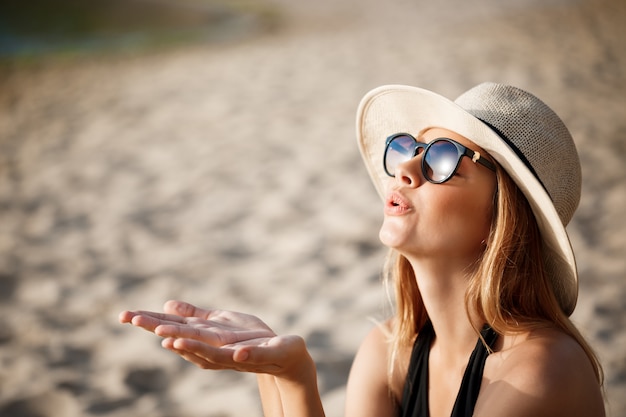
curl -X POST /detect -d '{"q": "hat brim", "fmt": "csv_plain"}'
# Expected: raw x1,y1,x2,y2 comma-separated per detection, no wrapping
356,85,577,315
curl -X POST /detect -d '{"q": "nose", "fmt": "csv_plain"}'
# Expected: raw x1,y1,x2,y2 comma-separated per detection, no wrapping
393,155,424,187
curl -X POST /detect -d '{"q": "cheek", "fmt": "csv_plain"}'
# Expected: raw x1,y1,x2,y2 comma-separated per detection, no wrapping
465,194,495,240
438,190,494,243
473,206,494,242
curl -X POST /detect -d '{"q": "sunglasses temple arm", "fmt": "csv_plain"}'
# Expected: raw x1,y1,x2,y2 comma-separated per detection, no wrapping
470,150,496,172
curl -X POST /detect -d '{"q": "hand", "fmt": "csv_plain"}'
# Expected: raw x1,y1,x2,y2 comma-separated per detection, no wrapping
119,300,311,379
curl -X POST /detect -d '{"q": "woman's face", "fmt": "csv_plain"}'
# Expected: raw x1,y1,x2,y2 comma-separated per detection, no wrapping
379,127,497,265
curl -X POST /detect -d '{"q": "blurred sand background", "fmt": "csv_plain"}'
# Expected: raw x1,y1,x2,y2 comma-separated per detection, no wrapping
0,0,624,416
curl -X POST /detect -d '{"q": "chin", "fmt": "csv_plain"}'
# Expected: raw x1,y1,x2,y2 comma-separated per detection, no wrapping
378,226,406,250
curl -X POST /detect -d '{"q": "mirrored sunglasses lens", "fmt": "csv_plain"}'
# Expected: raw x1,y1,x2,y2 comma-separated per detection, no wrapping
424,140,460,182
385,135,415,176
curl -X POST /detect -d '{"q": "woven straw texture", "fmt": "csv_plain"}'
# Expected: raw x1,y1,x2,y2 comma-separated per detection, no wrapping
356,83,581,315
455,83,581,227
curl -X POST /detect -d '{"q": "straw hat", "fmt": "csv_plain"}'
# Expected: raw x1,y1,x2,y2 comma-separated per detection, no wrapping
356,83,581,315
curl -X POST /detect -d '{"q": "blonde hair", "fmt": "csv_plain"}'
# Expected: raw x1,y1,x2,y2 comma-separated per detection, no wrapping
384,165,604,384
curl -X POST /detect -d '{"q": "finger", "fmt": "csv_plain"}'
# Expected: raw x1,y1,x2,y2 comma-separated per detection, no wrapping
163,300,215,320
119,309,188,326
118,310,136,324
122,312,188,333
229,346,283,373
173,337,276,369
171,338,281,373
231,343,285,366
155,323,273,346
232,347,251,362
169,338,239,369
231,335,305,369
128,310,189,323
161,338,221,370
155,324,225,346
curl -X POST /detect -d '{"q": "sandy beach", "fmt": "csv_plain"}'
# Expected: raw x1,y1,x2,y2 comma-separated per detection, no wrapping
0,0,624,416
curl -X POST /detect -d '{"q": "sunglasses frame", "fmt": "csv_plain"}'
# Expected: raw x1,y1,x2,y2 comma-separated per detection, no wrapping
383,133,497,184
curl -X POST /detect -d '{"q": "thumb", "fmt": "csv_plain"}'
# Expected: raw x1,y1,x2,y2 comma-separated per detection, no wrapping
163,300,212,319
231,346,283,375
233,347,250,363
232,335,305,365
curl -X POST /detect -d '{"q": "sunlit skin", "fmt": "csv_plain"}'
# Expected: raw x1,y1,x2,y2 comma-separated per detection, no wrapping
119,301,325,416
347,127,499,416
119,128,605,417
379,127,497,269
378,129,497,414
346,128,604,417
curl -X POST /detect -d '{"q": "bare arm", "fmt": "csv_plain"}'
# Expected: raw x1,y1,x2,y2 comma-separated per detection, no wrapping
258,374,285,417
345,323,400,417
119,300,325,417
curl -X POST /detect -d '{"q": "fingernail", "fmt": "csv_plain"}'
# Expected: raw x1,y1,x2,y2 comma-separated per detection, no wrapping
235,350,249,362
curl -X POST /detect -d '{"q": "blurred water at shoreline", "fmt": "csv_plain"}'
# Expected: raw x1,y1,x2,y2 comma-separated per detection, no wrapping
0,0,279,60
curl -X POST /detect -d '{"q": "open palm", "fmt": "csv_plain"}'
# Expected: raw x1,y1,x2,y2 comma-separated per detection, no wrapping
119,300,308,376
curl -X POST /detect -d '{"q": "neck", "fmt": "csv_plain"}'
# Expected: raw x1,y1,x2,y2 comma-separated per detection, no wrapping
407,256,484,361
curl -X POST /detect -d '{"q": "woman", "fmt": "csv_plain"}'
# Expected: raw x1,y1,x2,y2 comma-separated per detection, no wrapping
120,83,605,416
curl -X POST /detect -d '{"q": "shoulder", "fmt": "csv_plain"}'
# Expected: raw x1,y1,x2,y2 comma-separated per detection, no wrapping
345,321,410,417
476,327,605,417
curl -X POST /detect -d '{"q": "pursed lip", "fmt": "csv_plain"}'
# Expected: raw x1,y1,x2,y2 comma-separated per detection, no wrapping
384,190,412,215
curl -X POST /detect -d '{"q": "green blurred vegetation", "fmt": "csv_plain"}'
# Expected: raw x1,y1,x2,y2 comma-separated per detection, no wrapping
0,0,281,61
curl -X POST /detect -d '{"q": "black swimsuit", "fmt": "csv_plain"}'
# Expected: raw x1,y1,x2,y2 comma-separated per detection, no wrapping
399,321,498,417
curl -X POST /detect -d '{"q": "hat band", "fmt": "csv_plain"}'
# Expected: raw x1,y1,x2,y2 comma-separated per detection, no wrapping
475,117,547,193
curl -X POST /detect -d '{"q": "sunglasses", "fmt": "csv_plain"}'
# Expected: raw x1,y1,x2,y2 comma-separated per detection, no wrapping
383,133,496,184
